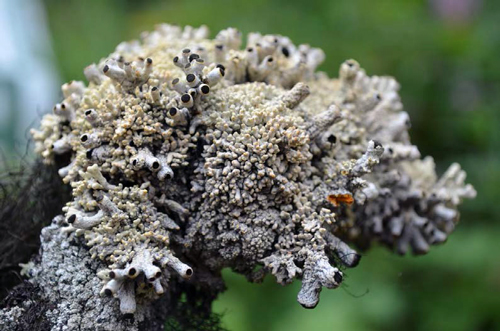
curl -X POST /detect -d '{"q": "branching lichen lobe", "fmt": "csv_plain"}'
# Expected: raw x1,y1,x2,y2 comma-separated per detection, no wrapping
28,24,476,315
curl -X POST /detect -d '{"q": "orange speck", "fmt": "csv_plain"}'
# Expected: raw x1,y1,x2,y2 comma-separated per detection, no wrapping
327,194,354,207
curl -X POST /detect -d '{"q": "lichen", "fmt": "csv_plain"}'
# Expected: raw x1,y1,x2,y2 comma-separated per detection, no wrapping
30,24,475,314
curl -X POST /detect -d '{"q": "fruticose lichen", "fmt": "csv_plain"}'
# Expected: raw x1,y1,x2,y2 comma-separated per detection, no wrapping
30,24,476,313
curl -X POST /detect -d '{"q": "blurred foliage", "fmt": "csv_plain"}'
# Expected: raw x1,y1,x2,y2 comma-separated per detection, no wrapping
40,0,500,330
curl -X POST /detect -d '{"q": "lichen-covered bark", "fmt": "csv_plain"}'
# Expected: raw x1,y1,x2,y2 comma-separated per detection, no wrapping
0,23,475,330
0,223,172,331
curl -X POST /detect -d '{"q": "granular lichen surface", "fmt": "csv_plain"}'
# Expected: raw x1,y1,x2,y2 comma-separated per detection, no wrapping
30,24,476,314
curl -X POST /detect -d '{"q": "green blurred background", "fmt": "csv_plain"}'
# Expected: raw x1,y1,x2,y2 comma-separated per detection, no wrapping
8,0,500,329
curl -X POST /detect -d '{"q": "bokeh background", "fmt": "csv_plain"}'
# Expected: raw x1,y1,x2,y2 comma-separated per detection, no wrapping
1,0,499,330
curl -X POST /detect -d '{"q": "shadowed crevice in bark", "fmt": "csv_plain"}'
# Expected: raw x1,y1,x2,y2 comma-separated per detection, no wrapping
0,156,71,300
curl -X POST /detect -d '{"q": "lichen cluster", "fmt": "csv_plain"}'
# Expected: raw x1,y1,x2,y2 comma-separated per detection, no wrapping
31,24,475,314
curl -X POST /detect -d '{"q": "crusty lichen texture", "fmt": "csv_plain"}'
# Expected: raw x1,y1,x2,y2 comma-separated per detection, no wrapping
31,24,476,313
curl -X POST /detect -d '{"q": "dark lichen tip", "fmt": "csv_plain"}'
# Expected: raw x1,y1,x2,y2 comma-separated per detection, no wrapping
327,134,337,144
334,272,343,284
349,254,362,268
103,65,109,73
300,301,319,309
67,214,76,224
200,85,210,94
181,94,191,103
282,47,290,57
189,54,200,62
186,74,196,82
